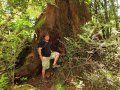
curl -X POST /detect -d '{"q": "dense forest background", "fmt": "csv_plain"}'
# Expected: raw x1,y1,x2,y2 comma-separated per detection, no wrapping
0,0,120,90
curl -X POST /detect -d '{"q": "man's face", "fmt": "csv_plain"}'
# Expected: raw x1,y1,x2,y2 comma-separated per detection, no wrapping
44,35,50,41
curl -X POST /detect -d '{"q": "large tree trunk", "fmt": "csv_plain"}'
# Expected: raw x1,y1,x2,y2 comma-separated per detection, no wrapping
15,0,91,80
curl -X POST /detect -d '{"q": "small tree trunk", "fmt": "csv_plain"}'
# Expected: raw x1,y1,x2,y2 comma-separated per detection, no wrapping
110,0,119,29
104,0,109,22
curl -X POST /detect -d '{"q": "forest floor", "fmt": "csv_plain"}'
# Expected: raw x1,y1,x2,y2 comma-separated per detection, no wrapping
26,60,93,90
14,44,120,90
28,74,77,90
27,64,78,90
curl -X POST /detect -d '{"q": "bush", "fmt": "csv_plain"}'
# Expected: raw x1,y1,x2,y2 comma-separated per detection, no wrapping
64,20,120,90
0,74,9,90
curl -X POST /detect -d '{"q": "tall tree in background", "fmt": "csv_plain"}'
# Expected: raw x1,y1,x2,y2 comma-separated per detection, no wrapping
104,0,109,22
110,0,119,29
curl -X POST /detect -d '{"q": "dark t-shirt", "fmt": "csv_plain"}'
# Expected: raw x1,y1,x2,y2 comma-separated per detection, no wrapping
37,39,51,57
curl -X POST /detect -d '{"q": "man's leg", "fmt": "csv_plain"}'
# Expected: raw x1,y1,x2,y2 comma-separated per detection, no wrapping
42,69,46,78
41,69,48,82
51,52,60,67
41,57,50,79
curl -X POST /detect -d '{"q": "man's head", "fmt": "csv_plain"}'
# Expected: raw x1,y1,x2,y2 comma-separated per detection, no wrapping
43,31,50,41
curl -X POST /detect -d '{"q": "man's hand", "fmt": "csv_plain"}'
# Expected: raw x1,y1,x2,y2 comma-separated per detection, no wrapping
40,56,43,61
38,48,43,61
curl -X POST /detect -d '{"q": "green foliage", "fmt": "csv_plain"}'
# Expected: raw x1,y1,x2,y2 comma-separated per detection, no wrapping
20,77,28,83
85,65,120,90
34,17,46,30
13,84,39,90
90,0,119,29
0,74,9,90
79,0,92,5
55,82,64,90
0,0,48,88
64,16,120,89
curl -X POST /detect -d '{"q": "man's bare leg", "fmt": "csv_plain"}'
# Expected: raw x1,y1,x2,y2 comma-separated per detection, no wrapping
41,69,48,82
42,69,45,79
53,52,60,67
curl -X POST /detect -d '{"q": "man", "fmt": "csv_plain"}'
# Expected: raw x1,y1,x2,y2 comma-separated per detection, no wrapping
37,31,60,79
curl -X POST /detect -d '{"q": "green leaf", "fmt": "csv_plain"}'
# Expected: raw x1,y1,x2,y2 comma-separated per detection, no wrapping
34,17,46,30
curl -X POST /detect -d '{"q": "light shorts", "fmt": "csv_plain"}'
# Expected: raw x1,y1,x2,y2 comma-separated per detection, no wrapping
42,52,59,70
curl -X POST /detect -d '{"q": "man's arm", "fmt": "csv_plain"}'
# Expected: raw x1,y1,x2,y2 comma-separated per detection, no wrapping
38,48,43,60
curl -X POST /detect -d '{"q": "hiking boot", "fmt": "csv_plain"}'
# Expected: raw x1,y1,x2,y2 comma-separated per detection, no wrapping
52,64,60,68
